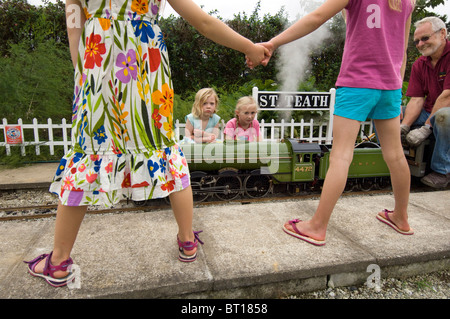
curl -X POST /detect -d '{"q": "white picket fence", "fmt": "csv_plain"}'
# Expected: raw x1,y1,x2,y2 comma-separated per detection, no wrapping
0,117,375,156
1,88,376,156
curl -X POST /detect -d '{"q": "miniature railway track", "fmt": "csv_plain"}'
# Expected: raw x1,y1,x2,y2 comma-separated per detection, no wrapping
1,179,443,222
0,188,397,222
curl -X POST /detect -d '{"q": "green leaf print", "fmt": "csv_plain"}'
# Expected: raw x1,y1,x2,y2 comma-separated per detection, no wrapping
118,1,128,21
114,36,123,51
114,20,121,37
103,47,112,72
90,74,96,95
94,0,107,17
134,107,153,150
134,161,144,172
93,95,103,113
149,179,158,199
141,99,157,148
92,110,106,138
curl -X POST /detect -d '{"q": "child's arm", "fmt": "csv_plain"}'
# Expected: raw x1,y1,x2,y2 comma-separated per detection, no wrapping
254,120,263,142
210,124,220,142
167,0,268,66
269,0,348,51
223,120,235,141
65,0,86,69
192,127,218,143
400,14,413,82
253,0,348,67
185,119,195,140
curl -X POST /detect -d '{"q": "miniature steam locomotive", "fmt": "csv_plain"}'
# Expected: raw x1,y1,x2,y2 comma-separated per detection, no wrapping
177,138,431,202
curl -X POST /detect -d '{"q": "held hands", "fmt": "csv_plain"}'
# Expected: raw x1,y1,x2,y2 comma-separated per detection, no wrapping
246,42,275,69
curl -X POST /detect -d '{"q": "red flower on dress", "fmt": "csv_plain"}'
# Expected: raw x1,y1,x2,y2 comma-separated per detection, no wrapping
86,171,98,184
84,33,106,69
152,109,162,129
78,163,86,172
148,47,161,72
161,180,175,192
132,181,150,188
122,173,131,188
63,176,74,190
105,162,113,173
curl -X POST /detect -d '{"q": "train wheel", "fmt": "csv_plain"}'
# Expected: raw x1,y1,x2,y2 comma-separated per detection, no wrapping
190,171,213,202
344,179,356,193
244,174,271,198
214,175,242,201
359,178,374,191
376,177,391,190
133,200,148,206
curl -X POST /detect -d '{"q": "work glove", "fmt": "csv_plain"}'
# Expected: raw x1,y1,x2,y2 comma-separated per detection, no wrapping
406,125,432,147
400,124,410,145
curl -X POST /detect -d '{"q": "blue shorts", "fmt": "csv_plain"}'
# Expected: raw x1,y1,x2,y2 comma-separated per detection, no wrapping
334,87,402,122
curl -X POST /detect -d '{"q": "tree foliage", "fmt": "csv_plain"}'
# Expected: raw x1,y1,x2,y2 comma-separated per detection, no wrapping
0,0,448,124
159,3,287,97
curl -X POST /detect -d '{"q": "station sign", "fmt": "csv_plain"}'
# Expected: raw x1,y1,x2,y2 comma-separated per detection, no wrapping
255,92,332,110
4,125,23,144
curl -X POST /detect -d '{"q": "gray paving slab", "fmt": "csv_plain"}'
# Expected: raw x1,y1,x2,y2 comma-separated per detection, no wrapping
0,189,449,299
0,163,57,189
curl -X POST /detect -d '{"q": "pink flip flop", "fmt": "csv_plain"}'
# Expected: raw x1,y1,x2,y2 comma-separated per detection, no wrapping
282,219,326,246
376,209,414,235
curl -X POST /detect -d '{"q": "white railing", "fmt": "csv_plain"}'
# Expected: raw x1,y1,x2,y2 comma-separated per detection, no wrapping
1,118,72,156
1,88,378,156
1,117,375,156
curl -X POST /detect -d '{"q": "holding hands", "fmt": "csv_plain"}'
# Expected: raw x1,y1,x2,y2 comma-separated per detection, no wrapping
246,41,275,69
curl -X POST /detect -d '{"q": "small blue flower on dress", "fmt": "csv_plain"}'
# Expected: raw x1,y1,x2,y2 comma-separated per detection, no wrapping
147,159,160,178
132,18,155,43
94,125,108,144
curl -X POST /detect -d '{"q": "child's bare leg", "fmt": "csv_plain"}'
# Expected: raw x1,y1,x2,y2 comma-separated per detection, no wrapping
169,186,196,255
285,116,361,240
374,117,411,231
33,202,87,278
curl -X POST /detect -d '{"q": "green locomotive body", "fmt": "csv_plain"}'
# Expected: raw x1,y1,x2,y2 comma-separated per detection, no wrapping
179,138,392,201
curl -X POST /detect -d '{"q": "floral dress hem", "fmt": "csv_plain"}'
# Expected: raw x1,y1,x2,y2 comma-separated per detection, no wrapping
49,144,190,207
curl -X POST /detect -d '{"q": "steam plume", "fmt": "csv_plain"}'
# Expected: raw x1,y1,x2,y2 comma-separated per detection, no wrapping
276,1,331,120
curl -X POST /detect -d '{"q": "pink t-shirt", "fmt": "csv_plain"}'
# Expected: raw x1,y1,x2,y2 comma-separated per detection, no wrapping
335,0,413,90
224,118,260,142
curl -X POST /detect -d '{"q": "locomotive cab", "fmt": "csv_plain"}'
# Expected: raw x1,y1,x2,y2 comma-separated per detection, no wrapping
286,139,323,182
402,139,434,178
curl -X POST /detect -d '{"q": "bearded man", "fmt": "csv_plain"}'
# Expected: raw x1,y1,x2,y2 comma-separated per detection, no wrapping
401,16,450,188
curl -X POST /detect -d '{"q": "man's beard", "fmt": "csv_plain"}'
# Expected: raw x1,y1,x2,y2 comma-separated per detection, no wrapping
419,42,440,57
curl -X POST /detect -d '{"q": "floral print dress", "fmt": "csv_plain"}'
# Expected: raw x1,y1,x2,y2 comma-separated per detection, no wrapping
50,0,190,207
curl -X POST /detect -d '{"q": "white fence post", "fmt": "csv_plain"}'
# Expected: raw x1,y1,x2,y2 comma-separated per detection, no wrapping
18,118,26,156
63,118,70,155
33,118,40,156
2,118,11,156
48,118,54,155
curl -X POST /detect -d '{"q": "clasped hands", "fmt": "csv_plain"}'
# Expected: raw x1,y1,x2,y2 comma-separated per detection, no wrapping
246,41,275,69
